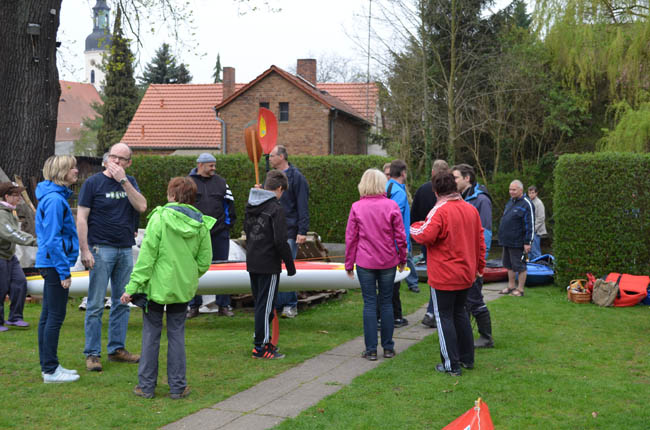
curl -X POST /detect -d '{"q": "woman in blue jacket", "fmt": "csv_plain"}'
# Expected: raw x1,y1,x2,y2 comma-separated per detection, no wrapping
35,155,80,383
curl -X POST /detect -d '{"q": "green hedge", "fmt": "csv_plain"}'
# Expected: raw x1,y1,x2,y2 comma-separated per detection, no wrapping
553,153,650,287
126,154,391,243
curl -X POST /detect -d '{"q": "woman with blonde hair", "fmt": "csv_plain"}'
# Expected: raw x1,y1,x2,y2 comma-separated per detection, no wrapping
35,155,80,383
345,168,407,361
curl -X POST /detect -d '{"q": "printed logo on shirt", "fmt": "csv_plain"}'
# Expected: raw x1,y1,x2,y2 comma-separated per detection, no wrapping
105,191,128,199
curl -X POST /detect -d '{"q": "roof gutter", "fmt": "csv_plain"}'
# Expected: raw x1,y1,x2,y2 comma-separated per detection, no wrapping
329,108,338,155
212,107,226,154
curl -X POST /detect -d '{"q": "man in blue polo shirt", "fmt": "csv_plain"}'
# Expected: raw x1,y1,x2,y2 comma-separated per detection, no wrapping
77,143,147,372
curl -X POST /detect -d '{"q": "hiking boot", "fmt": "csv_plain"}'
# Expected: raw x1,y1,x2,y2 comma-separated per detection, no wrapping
435,363,461,376
474,334,494,349
383,349,396,359
408,285,421,293
186,307,200,319
169,386,191,400
394,318,409,328
218,305,235,317
108,348,140,363
281,306,298,318
361,350,378,361
86,355,102,372
252,344,285,360
421,314,437,328
133,385,154,399
5,319,29,327
43,367,80,384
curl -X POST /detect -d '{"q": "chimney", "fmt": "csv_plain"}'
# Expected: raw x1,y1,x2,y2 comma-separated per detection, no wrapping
223,67,235,99
296,59,317,85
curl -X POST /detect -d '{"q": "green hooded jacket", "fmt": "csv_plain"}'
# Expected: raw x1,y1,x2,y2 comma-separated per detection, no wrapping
0,204,36,260
125,203,216,304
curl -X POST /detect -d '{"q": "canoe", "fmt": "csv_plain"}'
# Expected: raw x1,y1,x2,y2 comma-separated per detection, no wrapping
26,261,411,297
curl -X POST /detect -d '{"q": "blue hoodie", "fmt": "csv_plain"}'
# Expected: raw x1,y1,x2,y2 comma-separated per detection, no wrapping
35,181,79,281
462,183,493,258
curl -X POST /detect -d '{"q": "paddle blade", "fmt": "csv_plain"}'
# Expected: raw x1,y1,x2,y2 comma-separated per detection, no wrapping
245,125,263,163
258,107,278,154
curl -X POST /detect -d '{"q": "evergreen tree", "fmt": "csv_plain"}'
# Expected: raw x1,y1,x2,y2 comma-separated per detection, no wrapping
139,42,192,84
212,53,222,83
96,5,139,155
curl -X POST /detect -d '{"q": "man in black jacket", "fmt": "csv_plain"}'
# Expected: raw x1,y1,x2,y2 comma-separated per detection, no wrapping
498,180,534,297
245,170,296,359
186,153,237,318
269,145,309,318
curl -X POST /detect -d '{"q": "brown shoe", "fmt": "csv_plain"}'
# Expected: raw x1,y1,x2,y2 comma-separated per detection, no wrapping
108,348,140,363
133,385,154,399
186,307,200,319
218,306,235,317
169,385,191,399
86,355,102,372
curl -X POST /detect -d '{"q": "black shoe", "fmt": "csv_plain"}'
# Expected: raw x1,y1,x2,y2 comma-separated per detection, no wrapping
421,314,436,328
361,350,378,361
460,361,474,369
383,349,395,359
408,285,421,293
435,363,461,376
186,307,200,319
474,335,494,349
394,318,409,328
252,344,285,360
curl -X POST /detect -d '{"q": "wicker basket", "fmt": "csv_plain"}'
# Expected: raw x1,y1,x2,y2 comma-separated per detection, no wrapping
567,289,592,304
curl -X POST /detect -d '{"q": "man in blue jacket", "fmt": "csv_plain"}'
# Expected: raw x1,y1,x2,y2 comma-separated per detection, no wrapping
269,145,309,318
452,164,494,348
386,160,419,327
498,180,534,297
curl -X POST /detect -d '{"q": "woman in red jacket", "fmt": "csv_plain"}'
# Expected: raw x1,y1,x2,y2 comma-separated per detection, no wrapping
410,171,485,376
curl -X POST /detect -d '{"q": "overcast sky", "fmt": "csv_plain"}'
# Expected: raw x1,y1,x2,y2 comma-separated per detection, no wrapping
57,0,374,84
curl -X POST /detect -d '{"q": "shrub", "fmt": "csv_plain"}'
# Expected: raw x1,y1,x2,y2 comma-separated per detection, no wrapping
553,152,650,287
127,154,391,243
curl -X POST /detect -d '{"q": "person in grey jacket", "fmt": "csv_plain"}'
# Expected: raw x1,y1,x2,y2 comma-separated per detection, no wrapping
0,182,37,331
527,186,547,260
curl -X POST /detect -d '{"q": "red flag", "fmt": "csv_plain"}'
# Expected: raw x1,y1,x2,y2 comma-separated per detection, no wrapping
258,107,278,154
442,398,494,430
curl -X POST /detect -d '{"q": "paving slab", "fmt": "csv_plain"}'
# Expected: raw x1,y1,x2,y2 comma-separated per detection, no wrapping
163,281,510,430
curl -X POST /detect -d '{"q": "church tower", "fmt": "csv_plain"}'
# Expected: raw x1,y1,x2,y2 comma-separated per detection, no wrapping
84,0,112,91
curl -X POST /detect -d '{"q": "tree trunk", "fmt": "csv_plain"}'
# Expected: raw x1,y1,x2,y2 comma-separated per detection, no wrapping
0,1,62,198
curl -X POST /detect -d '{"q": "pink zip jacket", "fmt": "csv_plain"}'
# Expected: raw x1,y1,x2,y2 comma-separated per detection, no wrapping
345,194,407,271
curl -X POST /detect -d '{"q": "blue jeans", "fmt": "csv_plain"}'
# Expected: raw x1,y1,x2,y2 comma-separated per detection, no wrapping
276,238,298,309
38,268,70,374
84,245,133,357
405,252,419,288
357,266,395,352
0,255,27,324
529,234,542,261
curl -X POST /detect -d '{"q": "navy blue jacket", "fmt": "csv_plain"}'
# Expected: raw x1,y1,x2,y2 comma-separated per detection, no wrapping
189,168,236,235
498,195,535,248
279,164,309,240
411,181,436,224
462,183,493,257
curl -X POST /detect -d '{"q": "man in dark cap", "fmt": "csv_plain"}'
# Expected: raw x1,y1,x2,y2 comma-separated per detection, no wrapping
186,153,237,319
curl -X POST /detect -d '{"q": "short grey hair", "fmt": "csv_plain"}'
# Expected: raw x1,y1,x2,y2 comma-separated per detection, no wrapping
510,179,524,190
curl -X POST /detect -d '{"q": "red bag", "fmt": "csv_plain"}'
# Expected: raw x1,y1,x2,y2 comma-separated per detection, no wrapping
604,273,650,307
442,398,494,430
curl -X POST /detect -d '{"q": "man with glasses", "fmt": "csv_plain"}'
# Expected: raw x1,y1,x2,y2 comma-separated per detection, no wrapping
77,142,147,372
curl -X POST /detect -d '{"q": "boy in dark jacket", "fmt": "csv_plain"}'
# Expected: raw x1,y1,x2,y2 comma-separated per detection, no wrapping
244,171,296,359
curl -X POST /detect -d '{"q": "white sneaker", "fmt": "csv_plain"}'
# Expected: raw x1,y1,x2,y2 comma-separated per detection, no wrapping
79,297,88,310
43,367,80,383
42,365,78,377
199,302,219,314
281,306,298,318
104,297,112,309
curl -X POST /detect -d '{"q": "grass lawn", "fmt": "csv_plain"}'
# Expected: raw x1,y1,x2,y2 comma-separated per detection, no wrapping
276,286,650,430
0,287,428,430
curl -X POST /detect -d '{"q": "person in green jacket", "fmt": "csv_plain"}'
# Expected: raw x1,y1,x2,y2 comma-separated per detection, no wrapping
121,177,215,399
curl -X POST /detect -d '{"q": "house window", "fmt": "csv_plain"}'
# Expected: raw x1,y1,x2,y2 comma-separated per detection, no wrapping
279,102,289,122
259,102,270,109
90,69,95,84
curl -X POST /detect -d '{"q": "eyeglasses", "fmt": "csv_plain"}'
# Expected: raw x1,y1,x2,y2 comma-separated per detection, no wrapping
108,154,130,163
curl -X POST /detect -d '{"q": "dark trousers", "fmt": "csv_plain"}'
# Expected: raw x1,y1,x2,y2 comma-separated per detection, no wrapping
431,287,474,372
0,255,27,324
189,229,231,308
466,276,488,317
392,282,403,320
138,301,188,395
249,273,279,347
38,267,69,374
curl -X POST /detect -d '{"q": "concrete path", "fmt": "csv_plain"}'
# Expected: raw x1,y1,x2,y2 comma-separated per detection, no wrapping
162,281,508,430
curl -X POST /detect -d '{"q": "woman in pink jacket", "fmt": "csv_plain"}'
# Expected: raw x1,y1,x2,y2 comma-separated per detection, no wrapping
345,169,407,361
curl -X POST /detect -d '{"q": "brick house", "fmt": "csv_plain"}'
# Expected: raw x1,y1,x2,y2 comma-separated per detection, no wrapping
55,81,103,155
121,59,382,156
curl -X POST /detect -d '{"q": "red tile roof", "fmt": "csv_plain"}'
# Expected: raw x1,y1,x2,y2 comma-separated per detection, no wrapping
56,81,102,142
317,83,379,124
121,83,244,149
